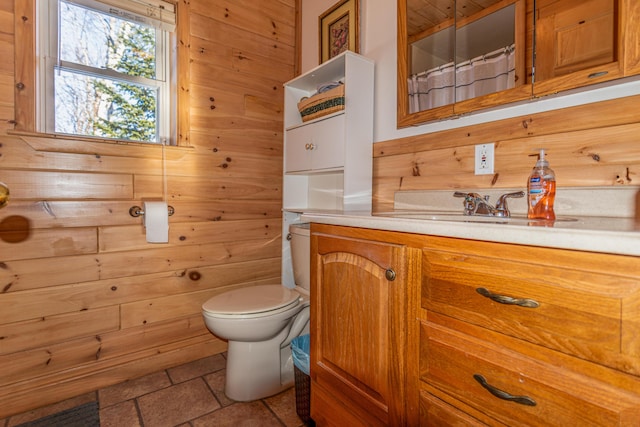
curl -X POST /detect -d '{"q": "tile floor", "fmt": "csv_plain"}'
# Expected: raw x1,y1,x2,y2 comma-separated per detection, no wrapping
2,353,306,427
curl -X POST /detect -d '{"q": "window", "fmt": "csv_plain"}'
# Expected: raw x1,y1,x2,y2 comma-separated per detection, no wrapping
37,0,176,144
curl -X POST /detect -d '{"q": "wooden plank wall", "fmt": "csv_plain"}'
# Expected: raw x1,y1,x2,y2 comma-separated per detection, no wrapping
373,94,640,212
0,0,296,417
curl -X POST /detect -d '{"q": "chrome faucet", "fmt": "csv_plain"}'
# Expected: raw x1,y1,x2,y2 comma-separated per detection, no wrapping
453,192,493,215
453,191,525,217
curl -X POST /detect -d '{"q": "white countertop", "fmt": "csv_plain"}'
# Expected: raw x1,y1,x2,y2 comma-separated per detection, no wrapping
301,211,640,257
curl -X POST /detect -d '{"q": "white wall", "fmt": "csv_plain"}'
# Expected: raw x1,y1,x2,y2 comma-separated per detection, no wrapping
300,0,640,143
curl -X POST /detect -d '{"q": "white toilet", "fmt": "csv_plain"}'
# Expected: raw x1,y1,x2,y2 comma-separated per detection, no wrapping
202,223,311,401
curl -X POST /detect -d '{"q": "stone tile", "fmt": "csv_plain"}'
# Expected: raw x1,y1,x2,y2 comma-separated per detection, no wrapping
137,378,220,427
4,352,302,427
99,400,141,427
167,354,227,384
99,371,171,408
203,369,234,407
7,392,96,426
192,401,282,427
264,387,305,427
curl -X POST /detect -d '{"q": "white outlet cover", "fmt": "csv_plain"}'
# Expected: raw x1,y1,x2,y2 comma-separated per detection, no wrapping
475,143,495,175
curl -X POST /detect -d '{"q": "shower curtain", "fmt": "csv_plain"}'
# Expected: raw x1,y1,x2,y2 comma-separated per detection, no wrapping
408,44,516,113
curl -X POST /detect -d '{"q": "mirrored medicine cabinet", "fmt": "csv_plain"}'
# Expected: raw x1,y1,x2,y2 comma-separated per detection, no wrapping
398,0,628,128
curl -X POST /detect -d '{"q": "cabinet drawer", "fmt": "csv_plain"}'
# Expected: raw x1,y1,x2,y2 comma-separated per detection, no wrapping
420,390,494,427
285,114,345,172
422,248,640,374
422,321,640,426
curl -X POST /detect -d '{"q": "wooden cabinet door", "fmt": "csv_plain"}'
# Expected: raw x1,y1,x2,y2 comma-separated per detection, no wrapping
310,227,416,426
623,1,640,75
534,0,622,95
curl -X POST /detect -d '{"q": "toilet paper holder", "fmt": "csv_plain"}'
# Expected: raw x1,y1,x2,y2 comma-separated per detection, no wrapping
129,205,175,218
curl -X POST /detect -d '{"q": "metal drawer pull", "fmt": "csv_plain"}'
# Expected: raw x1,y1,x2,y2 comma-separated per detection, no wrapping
476,287,539,308
473,374,537,406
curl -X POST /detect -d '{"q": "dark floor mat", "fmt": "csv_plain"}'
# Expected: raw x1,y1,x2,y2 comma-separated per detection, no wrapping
15,401,100,427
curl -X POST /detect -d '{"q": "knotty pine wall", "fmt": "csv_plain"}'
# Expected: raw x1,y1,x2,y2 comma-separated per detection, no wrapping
0,0,296,417
373,94,640,212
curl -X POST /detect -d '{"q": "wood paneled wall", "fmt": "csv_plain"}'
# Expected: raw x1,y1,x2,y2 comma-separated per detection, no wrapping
0,0,296,417
373,94,640,212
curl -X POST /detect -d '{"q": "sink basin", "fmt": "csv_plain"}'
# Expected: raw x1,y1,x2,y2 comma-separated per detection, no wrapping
374,211,578,225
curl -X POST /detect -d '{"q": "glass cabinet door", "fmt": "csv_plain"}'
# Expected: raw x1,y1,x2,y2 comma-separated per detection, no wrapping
400,0,456,125
453,0,531,115
398,0,532,127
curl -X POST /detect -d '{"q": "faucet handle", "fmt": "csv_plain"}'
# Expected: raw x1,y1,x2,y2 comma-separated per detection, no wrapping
495,191,525,217
453,191,484,200
453,192,486,215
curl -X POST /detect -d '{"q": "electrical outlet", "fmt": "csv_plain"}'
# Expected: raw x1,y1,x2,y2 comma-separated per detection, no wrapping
475,143,495,175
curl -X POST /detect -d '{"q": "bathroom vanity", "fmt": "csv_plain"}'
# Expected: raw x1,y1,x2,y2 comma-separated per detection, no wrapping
304,214,640,426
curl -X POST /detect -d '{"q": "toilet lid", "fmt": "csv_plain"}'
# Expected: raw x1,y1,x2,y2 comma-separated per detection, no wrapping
202,285,300,315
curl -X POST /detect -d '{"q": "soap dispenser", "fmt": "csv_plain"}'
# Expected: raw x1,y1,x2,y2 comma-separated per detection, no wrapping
527,149,556,220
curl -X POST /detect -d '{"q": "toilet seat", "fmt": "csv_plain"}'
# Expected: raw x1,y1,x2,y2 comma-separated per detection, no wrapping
202,285,301,319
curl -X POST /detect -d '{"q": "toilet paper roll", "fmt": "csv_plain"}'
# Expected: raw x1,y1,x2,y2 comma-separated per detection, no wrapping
144,201,169,243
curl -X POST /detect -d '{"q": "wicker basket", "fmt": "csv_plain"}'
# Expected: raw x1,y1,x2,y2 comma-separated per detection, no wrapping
294,366,315,426
297,84,345,122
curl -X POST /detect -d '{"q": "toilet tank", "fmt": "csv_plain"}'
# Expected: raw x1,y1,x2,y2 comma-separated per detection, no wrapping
289,223,310,291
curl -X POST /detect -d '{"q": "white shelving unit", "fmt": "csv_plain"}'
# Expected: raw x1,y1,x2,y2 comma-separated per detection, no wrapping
281,51,374,288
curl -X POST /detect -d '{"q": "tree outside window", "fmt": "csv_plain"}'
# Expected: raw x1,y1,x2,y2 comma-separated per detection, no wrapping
40,0,174,144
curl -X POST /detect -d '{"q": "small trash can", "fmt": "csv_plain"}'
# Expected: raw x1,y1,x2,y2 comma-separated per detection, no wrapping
291,334,314,426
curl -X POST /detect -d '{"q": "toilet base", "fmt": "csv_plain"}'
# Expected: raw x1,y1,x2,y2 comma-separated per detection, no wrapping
225,336,295,401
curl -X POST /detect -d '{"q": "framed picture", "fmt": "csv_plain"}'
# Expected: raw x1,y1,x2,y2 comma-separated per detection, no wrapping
319,0,359,63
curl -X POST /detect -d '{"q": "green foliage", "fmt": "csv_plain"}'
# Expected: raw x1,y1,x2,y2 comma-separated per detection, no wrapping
93,22,158,142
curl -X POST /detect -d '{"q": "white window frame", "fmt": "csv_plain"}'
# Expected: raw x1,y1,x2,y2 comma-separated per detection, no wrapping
36,0,176,145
